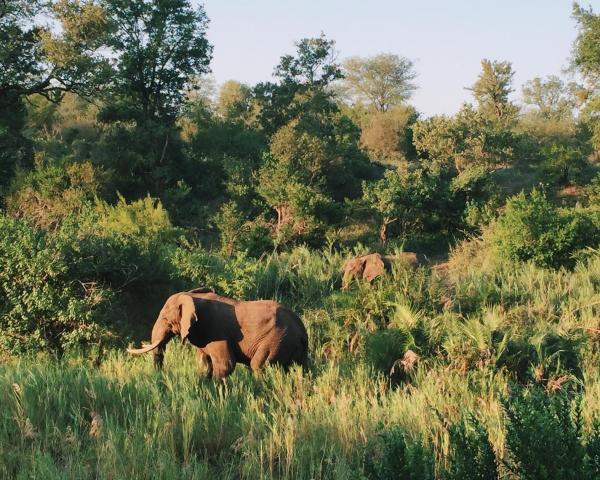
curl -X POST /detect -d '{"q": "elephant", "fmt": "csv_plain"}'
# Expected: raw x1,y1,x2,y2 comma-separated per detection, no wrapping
127,288,308,379
341,252,428,289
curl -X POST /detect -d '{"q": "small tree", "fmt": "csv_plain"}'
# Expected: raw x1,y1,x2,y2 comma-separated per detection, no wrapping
100,0,212,124
216,80,253,122
571,3,600,151
412,105,519,174
363,168,440,245
468,59,518,122
521,76,577,121
360,106,418,163
342,53,417,112
253,33,342,135
491,189,600,269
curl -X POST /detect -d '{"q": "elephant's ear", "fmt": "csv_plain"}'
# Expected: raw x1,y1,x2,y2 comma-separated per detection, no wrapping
177,295,197,343
363,255,385,282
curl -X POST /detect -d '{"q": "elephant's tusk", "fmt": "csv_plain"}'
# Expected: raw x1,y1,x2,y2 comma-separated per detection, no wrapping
127,340,161,354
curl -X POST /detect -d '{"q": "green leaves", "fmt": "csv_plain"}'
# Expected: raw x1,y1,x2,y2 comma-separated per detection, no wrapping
0,214,112,354
468,59,518,122
101,0,212,124
491,189,600,269
342,53,417,112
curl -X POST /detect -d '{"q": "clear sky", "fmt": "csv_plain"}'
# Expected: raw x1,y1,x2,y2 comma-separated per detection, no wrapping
200,0,600,117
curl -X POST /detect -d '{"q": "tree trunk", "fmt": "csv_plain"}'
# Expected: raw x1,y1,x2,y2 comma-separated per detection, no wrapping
275,205,291,233
379,217,397,246
379,223,387,246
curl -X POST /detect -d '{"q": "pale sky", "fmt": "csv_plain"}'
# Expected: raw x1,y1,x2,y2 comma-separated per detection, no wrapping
200,0,600,117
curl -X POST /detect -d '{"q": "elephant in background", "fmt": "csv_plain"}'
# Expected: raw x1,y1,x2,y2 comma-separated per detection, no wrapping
341,252,428,289
127,288,308,378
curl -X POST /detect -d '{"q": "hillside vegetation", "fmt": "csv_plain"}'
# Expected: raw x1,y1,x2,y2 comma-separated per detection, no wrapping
3,1,600,478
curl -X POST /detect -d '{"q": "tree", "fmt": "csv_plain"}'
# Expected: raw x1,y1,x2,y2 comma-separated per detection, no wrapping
0,0,110,189
91,0,213,199
0,0,110,101
412,105,519,174
217,80,253,122
492,189,600,269
253,34,342,135
521,76,576,121
100,0,212,125
257,121,336,237
572,3,600,83
571,3,600,150
468,59,517,121
342,53,417,112
359,106,418,163
274,35,341,87
362,167,442,245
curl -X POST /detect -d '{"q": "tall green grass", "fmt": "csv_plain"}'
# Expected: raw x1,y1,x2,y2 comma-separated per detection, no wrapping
4,244,600,478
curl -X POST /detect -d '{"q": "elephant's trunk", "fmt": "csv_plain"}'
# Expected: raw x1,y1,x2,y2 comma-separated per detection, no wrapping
126,317,173,368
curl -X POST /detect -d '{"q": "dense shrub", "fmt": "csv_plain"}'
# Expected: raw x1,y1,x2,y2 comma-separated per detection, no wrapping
446,416,498,480
214,201,273,257
490,189,600,268
540,142,589,186
503,386,586,479
6,159,105,229
0,214,113,354
170,247,259,298
0,193,183,355
363,424,434,480
93,194,180,249
364,328,410,378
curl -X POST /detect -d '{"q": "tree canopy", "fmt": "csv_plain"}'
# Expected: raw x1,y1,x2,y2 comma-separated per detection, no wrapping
468,59,517,122
99,0,212,125
342,53,417,112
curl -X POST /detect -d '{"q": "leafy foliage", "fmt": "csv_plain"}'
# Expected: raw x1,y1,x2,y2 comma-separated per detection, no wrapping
342,53,417,112
0,214,113,354
490,189,600,268
503,386,586,479
363,425,434,480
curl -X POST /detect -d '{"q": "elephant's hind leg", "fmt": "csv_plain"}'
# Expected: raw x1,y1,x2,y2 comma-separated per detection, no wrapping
196,349,212,378
250,347,272,373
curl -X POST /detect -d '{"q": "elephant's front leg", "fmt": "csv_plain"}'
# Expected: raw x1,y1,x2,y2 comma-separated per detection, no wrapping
204,340,235,379
196,349,212,378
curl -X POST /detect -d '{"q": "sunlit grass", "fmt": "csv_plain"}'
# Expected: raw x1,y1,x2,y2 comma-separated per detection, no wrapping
3,246,600,478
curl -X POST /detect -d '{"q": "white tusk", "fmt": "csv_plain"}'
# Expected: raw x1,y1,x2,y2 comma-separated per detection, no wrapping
126,340,161,354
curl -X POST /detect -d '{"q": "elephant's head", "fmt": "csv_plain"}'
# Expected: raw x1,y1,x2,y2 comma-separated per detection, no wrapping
127,293,198,357
341,256,368,289
362,254,388,282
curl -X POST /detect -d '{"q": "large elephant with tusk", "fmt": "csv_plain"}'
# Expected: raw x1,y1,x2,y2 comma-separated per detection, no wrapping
127,287,308,379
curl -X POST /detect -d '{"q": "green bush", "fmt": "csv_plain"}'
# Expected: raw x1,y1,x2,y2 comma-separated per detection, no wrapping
171,247,259,298
447,416,498,480
503,386,586,479
491,189,600,268
540,140,590,186
587,420,600,478
363,424,434,480
0,214,113,354
6,159,105,229
364,328,410,378
214,201,273,257
93,194,180,249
